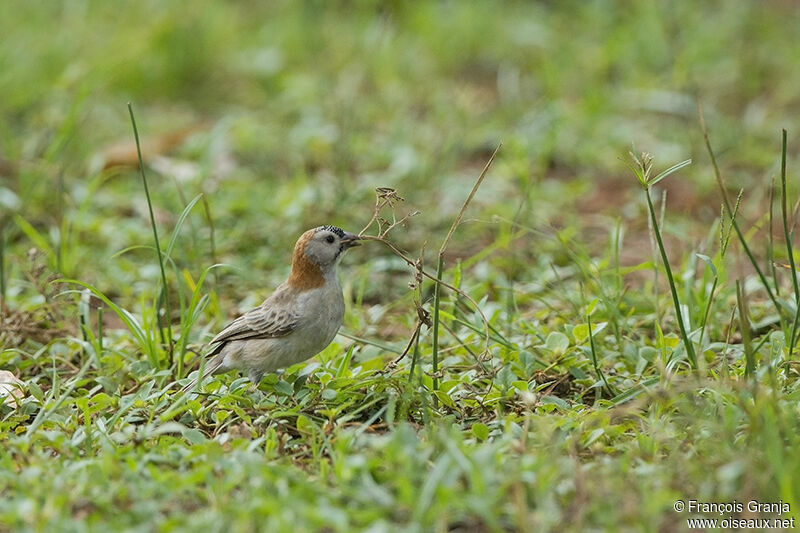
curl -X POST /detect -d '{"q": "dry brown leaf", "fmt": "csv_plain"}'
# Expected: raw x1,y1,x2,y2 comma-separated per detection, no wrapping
0,370,25,406
95,124,207,170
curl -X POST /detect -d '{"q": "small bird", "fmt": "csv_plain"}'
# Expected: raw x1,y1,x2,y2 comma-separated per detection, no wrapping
181,225,361,393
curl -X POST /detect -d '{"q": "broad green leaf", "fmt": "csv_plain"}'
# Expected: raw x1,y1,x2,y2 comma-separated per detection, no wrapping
545,332,570,355
321,388,337,400
434,390,455,408
182,428,206,444
639,346,658,362
27,381,44,402
472,422,489,441
296,414,315,434
274,381,293,396
540,395,569,410
569,366,588,380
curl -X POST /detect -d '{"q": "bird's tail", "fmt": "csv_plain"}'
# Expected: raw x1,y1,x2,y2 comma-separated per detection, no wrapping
179,354,225,394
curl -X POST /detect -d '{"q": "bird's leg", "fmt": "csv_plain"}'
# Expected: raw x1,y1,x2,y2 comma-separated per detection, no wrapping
248,370,264,392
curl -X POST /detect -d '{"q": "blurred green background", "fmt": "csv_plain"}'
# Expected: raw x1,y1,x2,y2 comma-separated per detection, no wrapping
2,2,800,529
2,1,798,304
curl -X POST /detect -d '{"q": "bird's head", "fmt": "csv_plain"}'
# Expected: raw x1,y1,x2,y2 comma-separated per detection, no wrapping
288,225,361,289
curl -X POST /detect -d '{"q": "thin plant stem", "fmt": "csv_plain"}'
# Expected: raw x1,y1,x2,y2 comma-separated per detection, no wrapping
587,313,614,396
358,236,491,364
128,103,174,361
645,188,697,368
391,320,423,368
736,280,756,376
97,306,104,353
432,254,443,400
79,292,89,358
780,130,800,356
0,220,5,308
646,190,661,327
409,328,421,384
440,319,478,358
201,194,218,289
769,176,780,295
431,142,500,398
699,279,719,347
698,102,782,318
699,192,742,348
439,144,501,254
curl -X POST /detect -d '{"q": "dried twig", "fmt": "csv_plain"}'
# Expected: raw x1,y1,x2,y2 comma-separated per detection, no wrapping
359,188,419,239
388,320,424,369
439,144,501,255
359,234,491,368
359,144,501,383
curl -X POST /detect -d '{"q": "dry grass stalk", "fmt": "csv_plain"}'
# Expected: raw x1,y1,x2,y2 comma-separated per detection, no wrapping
358,143,501,372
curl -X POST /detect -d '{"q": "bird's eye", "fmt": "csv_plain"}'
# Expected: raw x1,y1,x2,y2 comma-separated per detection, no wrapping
325,235,335,244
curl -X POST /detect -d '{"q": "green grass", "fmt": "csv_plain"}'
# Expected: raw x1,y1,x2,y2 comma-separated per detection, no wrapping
2,1,800,531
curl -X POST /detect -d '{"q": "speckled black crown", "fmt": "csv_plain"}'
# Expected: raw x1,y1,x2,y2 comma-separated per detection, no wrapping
318,225,345,238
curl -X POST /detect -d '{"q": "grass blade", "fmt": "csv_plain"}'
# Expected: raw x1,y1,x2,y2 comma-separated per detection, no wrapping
0,220,5,306
587,312,615,396
57,278,157,367
736,280,756,376
698,103,782,319
431,143,501,402
128,103,174,360
175,263,226,379
164,193,203,261
779,130,800,356
769,176,780,296
643,179,697,368
13,215,56,266
649,158,692,186
431,254,443,403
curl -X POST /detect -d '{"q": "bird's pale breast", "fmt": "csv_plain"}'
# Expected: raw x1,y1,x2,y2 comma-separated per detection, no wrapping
228,275,345,374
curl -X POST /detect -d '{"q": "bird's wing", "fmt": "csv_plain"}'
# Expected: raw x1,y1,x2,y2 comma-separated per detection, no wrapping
209,305,299,345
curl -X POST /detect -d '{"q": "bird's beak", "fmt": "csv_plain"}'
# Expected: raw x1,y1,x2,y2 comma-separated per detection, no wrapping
341,231,362,248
